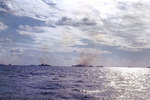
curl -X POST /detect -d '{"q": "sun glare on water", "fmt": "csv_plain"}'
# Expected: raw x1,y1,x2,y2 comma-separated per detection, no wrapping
80,67,150,99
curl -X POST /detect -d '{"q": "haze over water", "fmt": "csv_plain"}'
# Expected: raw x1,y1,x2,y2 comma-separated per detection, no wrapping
0,65,150,100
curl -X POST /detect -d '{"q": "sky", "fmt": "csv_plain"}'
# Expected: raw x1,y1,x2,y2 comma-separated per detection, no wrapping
0,0,150,67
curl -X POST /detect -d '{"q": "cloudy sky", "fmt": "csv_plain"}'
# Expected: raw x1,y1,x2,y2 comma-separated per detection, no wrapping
0,0,150,67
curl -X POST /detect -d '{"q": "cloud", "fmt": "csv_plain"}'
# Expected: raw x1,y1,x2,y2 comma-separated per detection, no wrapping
0,0,61,22
0,38,12,43
53,0,150,51
42,0,56,7
17,24,111,55
2,0,150,52
0,22,8,31
19,25,44,33
56,16,96,26
2,0,150,66
10,48,24,56
17,25,86,52
0,0,13,12
96,1,150,51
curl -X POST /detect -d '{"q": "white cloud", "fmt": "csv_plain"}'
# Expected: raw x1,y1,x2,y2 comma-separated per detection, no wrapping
2,0,150,51
0,38,12,43
17,25,111,55
17,25,86,52
0,0,60,21
0,22,8,31
10,48,24,56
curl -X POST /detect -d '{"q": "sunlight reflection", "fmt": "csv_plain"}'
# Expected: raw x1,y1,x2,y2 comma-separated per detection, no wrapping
81,89,101,94
81,67,150,99
108,67,150,99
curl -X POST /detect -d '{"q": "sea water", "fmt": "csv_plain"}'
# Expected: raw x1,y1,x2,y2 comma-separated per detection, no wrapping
0,66,150,100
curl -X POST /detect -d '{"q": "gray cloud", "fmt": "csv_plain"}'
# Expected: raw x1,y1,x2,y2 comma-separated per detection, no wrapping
56,16,96,27
10,48,24,56
1,0,150,66
0,0,17,13
0,22,8,31
19,25,45,33
0,0,61,22
0,0,11,12
2,0,150,52
42,0,56,7
65,0,150,51
0,38,12,43
100,1,150,50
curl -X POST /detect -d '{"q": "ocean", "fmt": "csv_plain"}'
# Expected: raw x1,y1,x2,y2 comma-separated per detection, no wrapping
0,66,150,100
